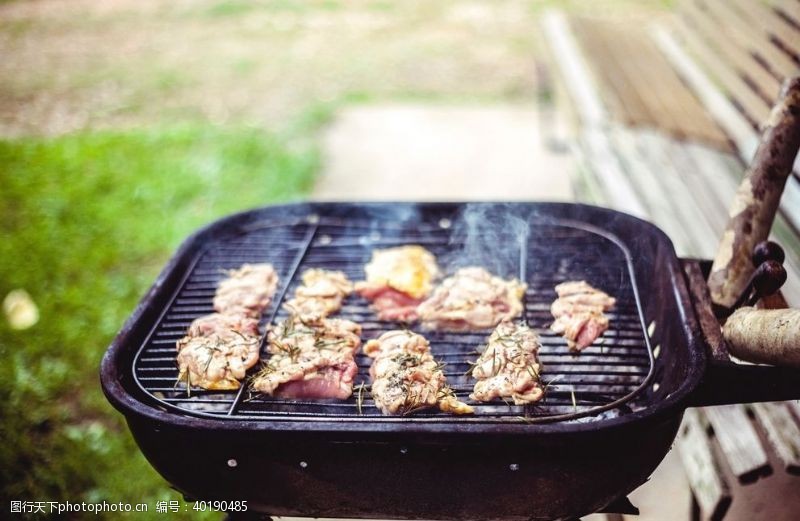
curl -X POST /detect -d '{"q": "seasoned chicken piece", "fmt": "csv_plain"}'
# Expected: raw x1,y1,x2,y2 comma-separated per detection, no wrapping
252,349,358,399
550,280,615,352
267,315,361,357
175,263,278,391
470,321,543,405
365,330,473,415
182,313,260,343
355,245,439,321
416,267,527,330
284,269,353,320
213,263,279,318
176,334,260,391
251,316,362,399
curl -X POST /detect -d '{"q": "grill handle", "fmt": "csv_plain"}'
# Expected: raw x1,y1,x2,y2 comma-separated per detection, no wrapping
687,361,800,407
684,259,800,406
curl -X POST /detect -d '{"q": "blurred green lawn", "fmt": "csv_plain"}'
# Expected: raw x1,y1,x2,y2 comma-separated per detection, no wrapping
0,125,317,519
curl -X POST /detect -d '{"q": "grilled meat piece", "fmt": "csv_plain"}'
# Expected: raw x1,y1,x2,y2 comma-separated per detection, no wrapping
176,334,260,391
356,286,423,322
175,263,278,391
284,269,353,320
365,330,473,415
550,281,616,352
470,321,543,405
182,313,260,343
213,263,279,318
416,267,527,330
251,316,362,399
176,313,261,390
355,245,439,321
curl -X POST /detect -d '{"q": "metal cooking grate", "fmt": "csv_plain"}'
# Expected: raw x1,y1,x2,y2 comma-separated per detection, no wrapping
132,214,653,423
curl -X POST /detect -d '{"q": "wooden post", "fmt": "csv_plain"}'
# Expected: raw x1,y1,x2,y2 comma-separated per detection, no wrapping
708,77,800,308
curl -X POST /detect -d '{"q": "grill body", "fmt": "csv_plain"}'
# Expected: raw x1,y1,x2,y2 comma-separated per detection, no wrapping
102,202,706,519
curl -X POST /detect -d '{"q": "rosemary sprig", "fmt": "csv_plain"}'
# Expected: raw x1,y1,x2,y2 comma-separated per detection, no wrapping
463,358,480,377
355,382,366,416
314,338,346,350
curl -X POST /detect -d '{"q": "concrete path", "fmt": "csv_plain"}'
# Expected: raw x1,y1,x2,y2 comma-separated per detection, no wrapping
314,103,573,201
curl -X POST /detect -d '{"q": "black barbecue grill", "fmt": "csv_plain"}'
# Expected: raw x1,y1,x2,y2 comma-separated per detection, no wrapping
134,211,652,423
101,202,800,521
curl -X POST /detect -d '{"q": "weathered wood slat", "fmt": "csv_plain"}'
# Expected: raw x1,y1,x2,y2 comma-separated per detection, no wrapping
678,408,732,520
541,11,648,218
636,130,721,257
652,26,760,155
652,25,800,251
569,141,608,206
541,11,607,128
751,402,800,474
730,0,800,60
577,128,649,218
571,17,652,129
685,0,783,104
675,14,772,126
606,127,693,253
613,23,693,138
568,15,730,149
703,0,799,80
788,401,800,423
704,405,772,483
665,140,729,236
774,0,800,29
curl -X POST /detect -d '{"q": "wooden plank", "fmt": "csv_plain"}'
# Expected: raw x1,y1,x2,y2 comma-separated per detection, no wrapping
677,408,732,520
541,11,648,218
767,214,800,307
612,23,691,136
789,401,800,423
685,0,783,104
703,0,799,80
652,26,760,157
665,140,729,236
570,17,651,129
572,16,731,149
541,11,607,128
683,143,740,211
781,178,800,231
570,142,608,206
652,26,800,261
730,0,800,60
678,8,773,125
624,33,729,148
606,127,693,253
578,128,649,218
751,402,800,474
704,405,772,483
636,130,721,257
774,0,800,30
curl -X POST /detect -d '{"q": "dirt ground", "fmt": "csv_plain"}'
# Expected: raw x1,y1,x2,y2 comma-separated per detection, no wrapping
0,0,671,137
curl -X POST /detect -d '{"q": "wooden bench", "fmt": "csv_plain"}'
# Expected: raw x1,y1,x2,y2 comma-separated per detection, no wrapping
541,3,800,519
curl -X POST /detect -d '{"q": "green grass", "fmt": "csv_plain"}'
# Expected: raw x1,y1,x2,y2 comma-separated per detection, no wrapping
0,125,317,519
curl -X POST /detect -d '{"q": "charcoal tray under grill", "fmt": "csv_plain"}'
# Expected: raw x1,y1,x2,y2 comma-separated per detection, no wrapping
132,209,653,424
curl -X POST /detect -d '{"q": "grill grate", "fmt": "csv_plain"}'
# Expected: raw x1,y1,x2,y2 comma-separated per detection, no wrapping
133,214,653,423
